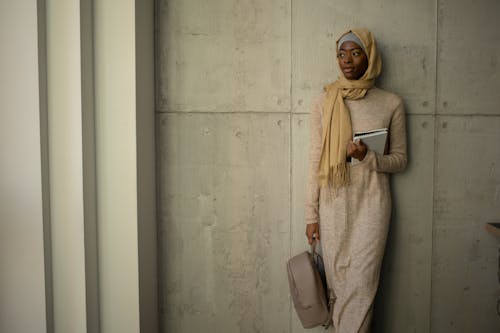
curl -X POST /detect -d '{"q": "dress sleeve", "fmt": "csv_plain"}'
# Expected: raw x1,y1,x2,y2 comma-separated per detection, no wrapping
304,95,324,225
359,100,407,173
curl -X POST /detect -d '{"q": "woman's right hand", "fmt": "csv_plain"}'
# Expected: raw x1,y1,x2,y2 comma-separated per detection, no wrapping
305,223,320,245
347,139,367,161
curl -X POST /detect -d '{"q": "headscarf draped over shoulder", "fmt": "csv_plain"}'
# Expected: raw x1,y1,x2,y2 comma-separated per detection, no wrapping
318,28,382,189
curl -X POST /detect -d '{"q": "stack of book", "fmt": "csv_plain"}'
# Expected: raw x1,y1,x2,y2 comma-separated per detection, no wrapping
351,128,388,165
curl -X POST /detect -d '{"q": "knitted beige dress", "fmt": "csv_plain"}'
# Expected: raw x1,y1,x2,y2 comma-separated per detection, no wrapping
305,87,407,333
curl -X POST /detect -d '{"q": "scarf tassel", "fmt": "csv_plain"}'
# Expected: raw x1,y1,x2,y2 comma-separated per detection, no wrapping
319,163,350,188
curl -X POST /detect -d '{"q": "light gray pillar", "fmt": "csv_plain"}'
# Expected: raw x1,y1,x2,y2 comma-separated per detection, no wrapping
42,0,157,332
93,0,157,332
0,1,48,332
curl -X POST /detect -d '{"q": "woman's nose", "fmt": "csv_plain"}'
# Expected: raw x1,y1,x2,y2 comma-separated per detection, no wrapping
343,54,352,63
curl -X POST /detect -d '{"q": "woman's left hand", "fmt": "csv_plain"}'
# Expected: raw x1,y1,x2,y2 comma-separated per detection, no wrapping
347,139,367,161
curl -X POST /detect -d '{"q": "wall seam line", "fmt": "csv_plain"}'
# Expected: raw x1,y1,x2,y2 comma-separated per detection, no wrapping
152,110,500,117
289,0,293,332
155,110,295,114
154,0,164,331
430,0,440,331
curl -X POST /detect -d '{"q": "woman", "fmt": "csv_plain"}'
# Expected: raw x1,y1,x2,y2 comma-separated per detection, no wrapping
304,28,407,332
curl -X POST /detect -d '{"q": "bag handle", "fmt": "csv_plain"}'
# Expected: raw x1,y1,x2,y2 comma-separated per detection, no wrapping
311,237,319,256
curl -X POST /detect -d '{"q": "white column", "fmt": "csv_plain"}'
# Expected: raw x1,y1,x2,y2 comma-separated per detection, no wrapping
93,0,157,332
11,1,157,332
46,0,88,332
0,1,48,332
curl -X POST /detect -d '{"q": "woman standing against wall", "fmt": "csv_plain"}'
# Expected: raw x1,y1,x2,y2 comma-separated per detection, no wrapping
304,28,407,332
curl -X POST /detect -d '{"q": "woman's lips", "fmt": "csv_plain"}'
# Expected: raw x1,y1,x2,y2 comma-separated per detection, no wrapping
343,67,354,73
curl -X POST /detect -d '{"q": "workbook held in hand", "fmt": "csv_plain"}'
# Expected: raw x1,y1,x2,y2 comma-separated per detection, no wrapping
351,128,388,165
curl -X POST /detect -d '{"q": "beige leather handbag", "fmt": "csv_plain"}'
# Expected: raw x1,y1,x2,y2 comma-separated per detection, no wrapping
287,241,336,329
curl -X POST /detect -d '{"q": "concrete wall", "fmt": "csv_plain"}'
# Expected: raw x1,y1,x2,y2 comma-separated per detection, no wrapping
157,0,500,332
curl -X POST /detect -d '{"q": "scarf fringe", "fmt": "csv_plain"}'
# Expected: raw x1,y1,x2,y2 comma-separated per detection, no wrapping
318,163,350,189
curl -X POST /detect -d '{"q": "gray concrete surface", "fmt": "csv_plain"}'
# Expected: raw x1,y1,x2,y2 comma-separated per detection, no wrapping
158,113,291,332
157,0,500,332
373,115,435,333
431,116,500,332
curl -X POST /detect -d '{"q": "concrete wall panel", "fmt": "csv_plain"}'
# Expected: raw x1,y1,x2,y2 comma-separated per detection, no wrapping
437,0,500,115
374,115,434,333
434,117,500,227
158,113,291,332
292,0,436,115
290,114,330,332
432,116,500,332
157,1,500,332
291,114,310,256
157,0,291,112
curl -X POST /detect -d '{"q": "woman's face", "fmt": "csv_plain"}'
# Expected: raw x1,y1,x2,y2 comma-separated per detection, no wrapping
337,41,368,80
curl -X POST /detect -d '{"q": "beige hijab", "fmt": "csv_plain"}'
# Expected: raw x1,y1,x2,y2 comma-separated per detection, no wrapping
318,28,382,188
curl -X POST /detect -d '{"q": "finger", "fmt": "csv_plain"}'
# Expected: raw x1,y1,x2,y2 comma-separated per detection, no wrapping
346,143,355,156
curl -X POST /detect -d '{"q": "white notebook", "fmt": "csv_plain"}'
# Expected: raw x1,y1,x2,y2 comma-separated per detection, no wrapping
351,128,388,165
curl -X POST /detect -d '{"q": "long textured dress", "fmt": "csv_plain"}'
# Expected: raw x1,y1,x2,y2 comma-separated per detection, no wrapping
305,87,407,333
